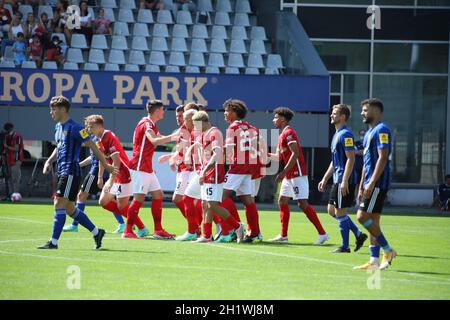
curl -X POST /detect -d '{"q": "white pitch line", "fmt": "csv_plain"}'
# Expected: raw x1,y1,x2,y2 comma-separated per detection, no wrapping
0,216,51,225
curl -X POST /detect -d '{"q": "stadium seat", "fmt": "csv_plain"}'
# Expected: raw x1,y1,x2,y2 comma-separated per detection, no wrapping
114,22,130,36
133,23,150,37
42,61,58,69
231,26,248,40
165,65,180,73
208,53,225,68
211,26,228,39
205,66,220,74
157,10,174,24
229,39,247,54
265,68,280,75
214,12,231,26
225,67,240,74
192,24,209,39
66,48,85,63
103,8,116,22
151,37,169,52
131,36,149,51
172,24,189,38
0,60,15,68
145,64,161,72
152,24,169,38
38,5,54,20
70,34,88,49
197,0,213,12
267,54,284,69
118,9,135,23
88,49,106,64
91,35,109,50
84,63,100,71
128,50,146,65
168,52,186,66
185,66,200,73
171,38,188,52
149,51,166,66
249,40,267,55
176,10,193,25
190,38,207,53
3,3,13,17
247,53,264,68
120,0,136,9
88,7,95,20
124,64,140,72
18,5,33,17
234,13,250,27
104,63,120,71
188,52,205,67
235,0,252,13
3,46,14,61
215,0,232,13
52,33,67,44
227,53,244,68
111,35,129,50
137,9,154,24
63,62,79,70
245,67,259,75
101,0,117,9
250,26,267,41
108,50,126,65
210,39,227,53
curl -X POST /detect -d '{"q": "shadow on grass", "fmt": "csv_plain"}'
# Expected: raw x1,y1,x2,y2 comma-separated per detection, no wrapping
390,269,450,277
249,241,335,248
396,254,450,261
98,248,169,255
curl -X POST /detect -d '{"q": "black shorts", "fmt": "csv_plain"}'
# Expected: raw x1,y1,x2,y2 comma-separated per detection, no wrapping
56,175,81,202
80,174,100,195
328,183,356,209
359,188,388,214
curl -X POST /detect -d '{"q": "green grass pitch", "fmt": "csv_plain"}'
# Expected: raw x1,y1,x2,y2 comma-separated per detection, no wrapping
1,203,449,300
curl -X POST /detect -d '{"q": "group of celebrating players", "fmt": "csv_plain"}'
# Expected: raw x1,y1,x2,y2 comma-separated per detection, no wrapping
37,95,397,271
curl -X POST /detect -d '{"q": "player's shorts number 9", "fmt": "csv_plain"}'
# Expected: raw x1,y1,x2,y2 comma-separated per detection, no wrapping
294,187,299,195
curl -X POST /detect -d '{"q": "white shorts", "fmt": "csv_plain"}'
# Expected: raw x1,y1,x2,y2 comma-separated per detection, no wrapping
130,169,161,195
252,178,261,198
174,171,192,196
224,173,253,196
184,171,202,200
110,182,133,199
280,176,309,200
201,183,223,202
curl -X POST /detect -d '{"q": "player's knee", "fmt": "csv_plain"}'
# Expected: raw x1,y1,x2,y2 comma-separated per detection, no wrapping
297,200,308,210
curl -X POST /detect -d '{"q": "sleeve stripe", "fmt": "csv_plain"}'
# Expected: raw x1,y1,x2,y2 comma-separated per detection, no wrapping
287,141,297,145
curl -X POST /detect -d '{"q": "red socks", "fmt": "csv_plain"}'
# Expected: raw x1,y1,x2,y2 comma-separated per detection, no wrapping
280,203,290,237
303,205,326,235
223,214,240,230
183,195,199,234
103,201,145,230
175,199,187,219
221,197,240,222
125,200,143,233
202,222,212,239
195,199,203,226
244,203,260,236
151,198,163,232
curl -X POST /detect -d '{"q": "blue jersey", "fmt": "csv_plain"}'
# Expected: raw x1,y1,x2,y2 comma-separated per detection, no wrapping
331,126,357,185
88,136,100,176
362,122,391,189
55,119,91,177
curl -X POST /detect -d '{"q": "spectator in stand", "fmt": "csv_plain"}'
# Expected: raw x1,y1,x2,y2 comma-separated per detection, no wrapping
12,31,26,66
436,174,450,212
45,34,64,66
141,0,164,10
0,12,24,56
93,7,111,35
3,122,24,195
43,0,58,6
52,0,68,34
24,12,39,40
27,33,43,66
35,12,52,47
66,1,92,44
0,1,12,36
173,0,196,11
24,0,43,9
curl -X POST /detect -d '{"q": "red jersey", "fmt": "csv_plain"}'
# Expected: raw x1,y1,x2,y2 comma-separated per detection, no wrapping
190,127,203,173
129,117,159,173
278,125,307,179
202,126,225,184
225,120,259,175
247,123,266,180
176,123,191,172
99,130,131,184
5,131,24,166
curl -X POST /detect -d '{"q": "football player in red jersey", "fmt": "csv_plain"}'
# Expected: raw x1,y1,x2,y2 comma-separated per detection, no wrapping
268,107,329,244
191,111,245,243
124,100,178,239
219,99,261,243
83,115,149,237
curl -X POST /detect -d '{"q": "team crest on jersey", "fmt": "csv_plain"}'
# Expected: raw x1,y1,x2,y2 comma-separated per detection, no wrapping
344,137,354,147
379,133,389,144
79,129,89,139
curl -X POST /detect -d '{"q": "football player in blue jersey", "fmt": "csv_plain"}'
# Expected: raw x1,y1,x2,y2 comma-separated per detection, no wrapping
37,96,118,250
318,104,367,253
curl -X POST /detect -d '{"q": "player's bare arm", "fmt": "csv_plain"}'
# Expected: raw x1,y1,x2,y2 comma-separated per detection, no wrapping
276,142,299,183
363,148,389,198
358,166,366,202
103,153,120,193
318,162,334,192
199,146,222,185
85,139,117,175
79,156,92,168
43,148,57,174
98,162,105,189
341,149,355,196
145,129,178,147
